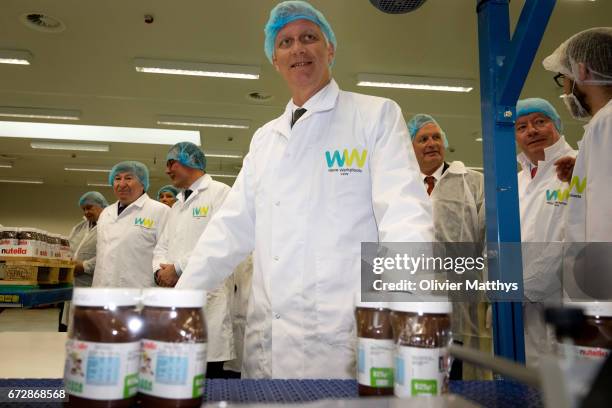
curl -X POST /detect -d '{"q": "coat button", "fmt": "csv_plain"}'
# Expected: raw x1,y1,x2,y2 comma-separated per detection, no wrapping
273,256,280,261
274,313,281,320
275,201,280,206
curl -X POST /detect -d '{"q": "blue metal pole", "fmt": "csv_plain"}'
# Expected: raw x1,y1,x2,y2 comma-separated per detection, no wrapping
476,0,556,363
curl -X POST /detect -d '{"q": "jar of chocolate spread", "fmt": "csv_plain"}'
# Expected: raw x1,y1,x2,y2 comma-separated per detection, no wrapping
390,301,452,398
560,301,612,361
138,288,207,408
355,295,394,396
64,288,142,407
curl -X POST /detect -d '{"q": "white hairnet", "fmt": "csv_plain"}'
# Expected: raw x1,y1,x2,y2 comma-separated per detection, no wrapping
543,27,612,85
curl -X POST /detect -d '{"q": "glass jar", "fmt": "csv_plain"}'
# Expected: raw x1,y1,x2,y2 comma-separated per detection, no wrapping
65,288,142,407
390,301,452,398
355,297,394,396
139,288,208,408
560,302,612,361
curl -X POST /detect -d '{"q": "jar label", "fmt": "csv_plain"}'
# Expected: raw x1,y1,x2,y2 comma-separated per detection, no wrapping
138,339,207,399
559,343,611,361
357,337,394,388
64,339,140,400
394,346,448,397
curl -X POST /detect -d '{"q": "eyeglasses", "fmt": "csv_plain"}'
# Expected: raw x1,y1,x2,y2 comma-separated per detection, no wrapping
554,73,565,88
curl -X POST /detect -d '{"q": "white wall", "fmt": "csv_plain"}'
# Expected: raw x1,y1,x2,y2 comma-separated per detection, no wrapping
0,184,114,236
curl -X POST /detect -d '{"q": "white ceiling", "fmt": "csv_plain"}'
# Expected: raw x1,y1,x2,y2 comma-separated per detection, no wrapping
0,0,609,192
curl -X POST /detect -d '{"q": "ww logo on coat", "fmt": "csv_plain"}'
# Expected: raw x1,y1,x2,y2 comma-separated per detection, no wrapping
325,148,367,175
545,175,587,206
134,217,154,228
192,206,210,218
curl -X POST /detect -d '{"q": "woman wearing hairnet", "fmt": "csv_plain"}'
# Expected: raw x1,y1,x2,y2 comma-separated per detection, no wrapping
93,161,169,288
543,27,612,300
157,185,179,207
408,113,490,380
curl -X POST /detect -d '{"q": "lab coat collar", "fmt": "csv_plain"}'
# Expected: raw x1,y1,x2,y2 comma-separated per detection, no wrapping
543,136,572,162
583,98,612,131
516,136,573,172
272,79,340,138
114,193,149,219
180,174,211,204
517,151,535,173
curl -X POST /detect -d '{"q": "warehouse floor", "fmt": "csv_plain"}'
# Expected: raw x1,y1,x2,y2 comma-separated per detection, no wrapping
0,307,59,331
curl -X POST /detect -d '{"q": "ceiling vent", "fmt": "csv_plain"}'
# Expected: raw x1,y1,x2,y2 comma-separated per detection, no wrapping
369,0,427,14
21,13,66,33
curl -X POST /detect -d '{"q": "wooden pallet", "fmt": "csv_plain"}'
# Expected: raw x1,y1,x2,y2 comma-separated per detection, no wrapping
0,257,74,286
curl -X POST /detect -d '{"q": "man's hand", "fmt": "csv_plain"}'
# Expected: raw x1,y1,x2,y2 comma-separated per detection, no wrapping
554,156,576,183
156,263,179,287
74,261,84,276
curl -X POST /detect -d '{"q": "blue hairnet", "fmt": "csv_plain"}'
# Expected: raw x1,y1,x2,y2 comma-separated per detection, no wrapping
108,161,150,192
264,0,337,64
78,191,108,208
157,185,179,199
407,114,449,148
516,98,563,133
166,142,206,171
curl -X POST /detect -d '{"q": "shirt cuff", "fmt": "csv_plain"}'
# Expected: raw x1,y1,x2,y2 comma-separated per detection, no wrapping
174,262,183,277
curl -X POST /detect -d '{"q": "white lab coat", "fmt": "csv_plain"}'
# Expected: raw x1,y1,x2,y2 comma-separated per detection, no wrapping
517,136,577,364
68,218,98,286
564,99,612,242
93,194,169,288
429,161,490,379
177,79,433,379
431,161,485,244
224,255,253,373
152,174,236,362
563,99,612,301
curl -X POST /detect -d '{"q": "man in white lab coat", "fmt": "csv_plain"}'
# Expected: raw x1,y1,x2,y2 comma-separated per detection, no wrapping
409,114,489,376
152,142,235,378
514,98,576,364
93,161,169,288
60,191,108,330
408,113,490,380
543,27,612,301
177,1,432,379
68,191,108,286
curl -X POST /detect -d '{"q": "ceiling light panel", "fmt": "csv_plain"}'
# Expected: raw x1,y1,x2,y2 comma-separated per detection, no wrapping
0,50,32,65
31,142,109,152
0,121,200,145
135,58,260,80
357,74,474,93
65,165,111,172
0,177,43,184
0,107,80,120
157,115,250,129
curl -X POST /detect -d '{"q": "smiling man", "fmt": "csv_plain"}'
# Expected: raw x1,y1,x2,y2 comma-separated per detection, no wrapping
176,0,432,379
93,161,169,288
514,98,576,365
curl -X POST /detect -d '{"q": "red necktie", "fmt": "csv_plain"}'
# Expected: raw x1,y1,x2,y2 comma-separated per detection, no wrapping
424,176,436,195
530,166,538,179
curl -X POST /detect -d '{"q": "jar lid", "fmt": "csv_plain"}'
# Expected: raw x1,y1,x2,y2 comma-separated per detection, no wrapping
142,288,207,308
354,292,388,309
565,301,612,317
73,288,140,307
389,301,452,314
